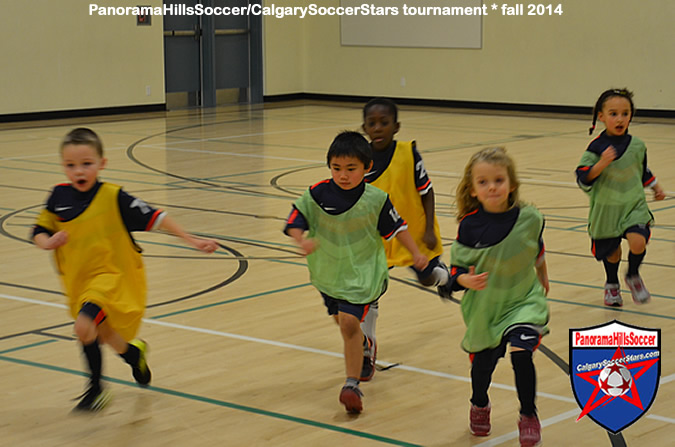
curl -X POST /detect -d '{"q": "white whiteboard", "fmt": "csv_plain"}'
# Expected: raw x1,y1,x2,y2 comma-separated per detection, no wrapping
340,0,483,49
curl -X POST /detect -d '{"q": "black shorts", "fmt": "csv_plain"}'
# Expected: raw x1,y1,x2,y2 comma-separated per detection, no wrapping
321,293,378,322
409,255,444,282
469,326,542,363
591,224,651,260
79,302,107,325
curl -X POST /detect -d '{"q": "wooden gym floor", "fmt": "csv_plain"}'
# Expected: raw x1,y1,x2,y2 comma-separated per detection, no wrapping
0,101,673,446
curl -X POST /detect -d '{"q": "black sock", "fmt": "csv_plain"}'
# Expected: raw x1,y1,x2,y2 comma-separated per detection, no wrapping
602,259,620,284
627,251,645,277
120,343,140,366
82,339,102,390
511,350,536,416
470,351,499,408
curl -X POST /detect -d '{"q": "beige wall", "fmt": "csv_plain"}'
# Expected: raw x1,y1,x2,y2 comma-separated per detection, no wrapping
0,0,164,115
264,0,675,110
3,1,672,115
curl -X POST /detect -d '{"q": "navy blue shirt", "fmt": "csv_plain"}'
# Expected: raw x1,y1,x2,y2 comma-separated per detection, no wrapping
284,179,406,240
32,181,164,237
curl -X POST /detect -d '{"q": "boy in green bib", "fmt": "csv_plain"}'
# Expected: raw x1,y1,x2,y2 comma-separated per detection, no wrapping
449,147,549,447
576,88,666,306
284,131,428,414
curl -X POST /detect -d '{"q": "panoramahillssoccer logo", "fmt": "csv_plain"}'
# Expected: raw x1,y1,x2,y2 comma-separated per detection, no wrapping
570,320,660,433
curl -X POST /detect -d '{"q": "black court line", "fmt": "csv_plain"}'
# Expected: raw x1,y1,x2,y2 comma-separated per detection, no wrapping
269,164,324,197
125,120,304,200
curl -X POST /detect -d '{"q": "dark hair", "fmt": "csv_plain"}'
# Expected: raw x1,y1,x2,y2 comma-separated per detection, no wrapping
589,88,635,135
327,131,372,168
61,128,104,157
363,97,398,122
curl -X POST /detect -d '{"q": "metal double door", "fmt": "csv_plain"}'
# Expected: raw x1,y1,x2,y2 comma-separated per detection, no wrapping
163,0,262,106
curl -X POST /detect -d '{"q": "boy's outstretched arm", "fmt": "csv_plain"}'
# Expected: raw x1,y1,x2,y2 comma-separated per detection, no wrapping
158,216,218,253
395,229,428,270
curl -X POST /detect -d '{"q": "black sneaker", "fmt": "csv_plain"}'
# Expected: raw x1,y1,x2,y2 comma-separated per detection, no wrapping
73,386,111,412
359,336,377,382
129,339,151,386
437,282,453,301
436,261,453,301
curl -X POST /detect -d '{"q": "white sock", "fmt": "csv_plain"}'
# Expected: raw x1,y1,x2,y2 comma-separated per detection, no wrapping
360,301,378,354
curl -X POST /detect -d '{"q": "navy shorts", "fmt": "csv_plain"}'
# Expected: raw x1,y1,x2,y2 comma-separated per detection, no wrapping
409,255,444,282
591,224,651,260
469,326,542,363
320,292,379,322
79,302,107,326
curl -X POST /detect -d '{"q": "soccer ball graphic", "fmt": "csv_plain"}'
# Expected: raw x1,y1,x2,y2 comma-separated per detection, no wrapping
598,362,632,397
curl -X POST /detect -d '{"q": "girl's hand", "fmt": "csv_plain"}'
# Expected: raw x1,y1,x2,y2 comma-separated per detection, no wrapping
46,231,69,249
653,184,666,201
412,253,429,271
600,146,617,165
459,266,488,291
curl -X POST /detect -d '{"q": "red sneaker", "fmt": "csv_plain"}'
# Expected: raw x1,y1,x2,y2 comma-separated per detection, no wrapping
469,403,491,436
518,414,542,447
339,385,363,414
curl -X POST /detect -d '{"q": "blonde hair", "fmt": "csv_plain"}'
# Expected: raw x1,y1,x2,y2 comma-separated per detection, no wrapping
455,147,520,221
61,128,104,157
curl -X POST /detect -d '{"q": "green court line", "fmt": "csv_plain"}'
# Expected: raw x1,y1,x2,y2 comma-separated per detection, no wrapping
0,339,57,355
150,283,312,319
0,354,421,447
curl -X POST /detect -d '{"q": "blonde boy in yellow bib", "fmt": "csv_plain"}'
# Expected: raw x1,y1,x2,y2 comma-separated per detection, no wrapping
33,128,218,411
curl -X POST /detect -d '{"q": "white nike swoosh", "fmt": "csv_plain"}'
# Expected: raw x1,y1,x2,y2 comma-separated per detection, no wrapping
324,207,336,211
55,206,72,212
520,334,537,341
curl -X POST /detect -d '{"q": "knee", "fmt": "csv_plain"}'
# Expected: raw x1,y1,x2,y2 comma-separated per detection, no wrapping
73,316,97,343
419,275,435,286
628,238,646,254
606,248,621,263
339,314,361,338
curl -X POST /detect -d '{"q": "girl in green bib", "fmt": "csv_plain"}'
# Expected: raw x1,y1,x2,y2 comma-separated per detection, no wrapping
449,147,549,447
576,88,665,307
284,131,428,414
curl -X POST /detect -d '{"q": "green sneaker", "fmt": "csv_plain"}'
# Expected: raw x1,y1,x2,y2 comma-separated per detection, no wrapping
129,339,152,386
73,386,112,412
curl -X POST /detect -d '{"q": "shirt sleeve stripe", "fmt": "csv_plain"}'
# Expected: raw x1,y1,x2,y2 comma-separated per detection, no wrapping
145,210,164,231
384,223,407,240
287,209,299,225
416,178,431,192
